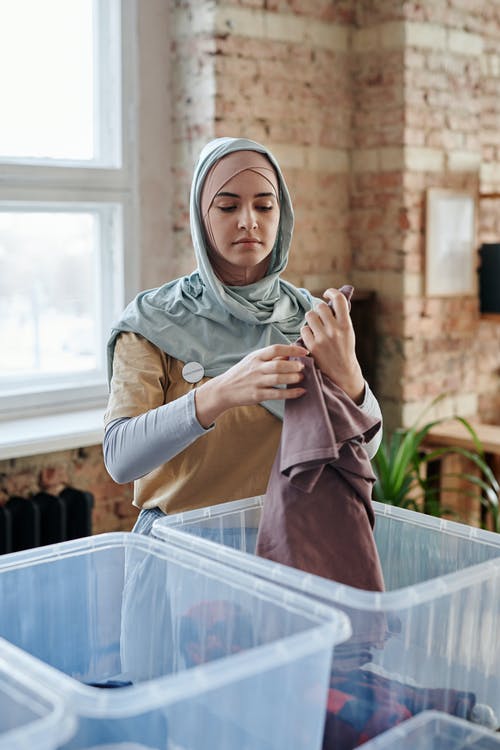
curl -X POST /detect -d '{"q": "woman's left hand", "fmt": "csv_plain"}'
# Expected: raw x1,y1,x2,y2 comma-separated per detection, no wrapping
300,287,365,404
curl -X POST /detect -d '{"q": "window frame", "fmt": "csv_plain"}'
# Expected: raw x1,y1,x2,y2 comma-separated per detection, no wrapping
0,0,139,422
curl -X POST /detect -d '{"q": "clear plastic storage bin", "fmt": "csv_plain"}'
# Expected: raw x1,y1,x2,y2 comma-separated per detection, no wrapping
153,496,500,739
0,640,75,750
0,532,350,750
360,710,500,748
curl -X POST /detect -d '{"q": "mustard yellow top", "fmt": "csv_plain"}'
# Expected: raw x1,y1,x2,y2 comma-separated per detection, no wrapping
104,332,281,514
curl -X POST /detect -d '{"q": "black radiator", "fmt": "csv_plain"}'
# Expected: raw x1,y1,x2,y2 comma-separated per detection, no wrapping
479,243,500,313
0,488,94,555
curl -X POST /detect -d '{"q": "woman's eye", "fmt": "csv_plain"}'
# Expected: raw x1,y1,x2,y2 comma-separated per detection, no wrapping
218,205,236,212
256,205,273,212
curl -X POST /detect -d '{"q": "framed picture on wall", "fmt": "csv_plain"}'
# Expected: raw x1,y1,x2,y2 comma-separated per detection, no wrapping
425,188,477,296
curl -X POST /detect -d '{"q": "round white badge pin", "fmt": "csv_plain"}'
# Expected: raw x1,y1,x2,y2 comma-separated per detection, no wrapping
182,361,205,384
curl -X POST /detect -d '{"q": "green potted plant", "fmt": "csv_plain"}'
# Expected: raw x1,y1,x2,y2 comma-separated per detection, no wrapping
372,399,500,532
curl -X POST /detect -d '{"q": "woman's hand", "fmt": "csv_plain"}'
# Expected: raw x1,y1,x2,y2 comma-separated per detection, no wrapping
194,343,308,428
300,287,365,403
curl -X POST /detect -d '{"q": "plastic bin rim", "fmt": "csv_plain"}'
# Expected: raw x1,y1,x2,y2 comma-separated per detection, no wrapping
152,521,500,611
159,495,500,548
0,621,349,720
0,642,76,750
0,534,352,717
0,531,349,626
373,499,500,545
359,709,500,747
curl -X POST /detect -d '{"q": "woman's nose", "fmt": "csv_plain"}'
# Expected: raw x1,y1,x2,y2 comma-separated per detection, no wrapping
237,207,258,230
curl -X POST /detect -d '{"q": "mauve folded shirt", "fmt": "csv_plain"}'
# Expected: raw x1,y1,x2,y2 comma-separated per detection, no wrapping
256,354,385,593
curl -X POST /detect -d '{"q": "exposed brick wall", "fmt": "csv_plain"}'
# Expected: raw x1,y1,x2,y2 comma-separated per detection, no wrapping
477,16,500,425
171,1,353,290
169,2,218,278
349,6,500,430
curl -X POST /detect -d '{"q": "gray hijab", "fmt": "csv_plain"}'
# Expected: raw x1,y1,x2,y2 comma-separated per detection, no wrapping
107,136,316,419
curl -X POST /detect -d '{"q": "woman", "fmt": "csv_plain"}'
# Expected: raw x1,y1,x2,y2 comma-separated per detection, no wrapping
103,137,382,535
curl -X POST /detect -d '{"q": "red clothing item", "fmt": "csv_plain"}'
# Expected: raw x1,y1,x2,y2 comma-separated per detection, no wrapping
256,355,384,593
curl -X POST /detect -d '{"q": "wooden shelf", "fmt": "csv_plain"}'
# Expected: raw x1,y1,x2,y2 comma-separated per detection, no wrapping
480,313,500,322
424,421,500,457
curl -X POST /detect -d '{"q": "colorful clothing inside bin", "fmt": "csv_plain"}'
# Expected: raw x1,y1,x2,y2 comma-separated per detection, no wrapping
179,598,479,750
323,667,476,750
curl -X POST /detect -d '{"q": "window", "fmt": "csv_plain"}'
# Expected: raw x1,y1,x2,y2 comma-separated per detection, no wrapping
0,0,136,420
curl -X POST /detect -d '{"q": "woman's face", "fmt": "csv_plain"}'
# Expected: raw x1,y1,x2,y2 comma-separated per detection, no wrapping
205,169,280,284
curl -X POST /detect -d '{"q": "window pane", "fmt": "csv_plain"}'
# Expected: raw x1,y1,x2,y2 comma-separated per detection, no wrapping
0,212,101,378
0,0,97,161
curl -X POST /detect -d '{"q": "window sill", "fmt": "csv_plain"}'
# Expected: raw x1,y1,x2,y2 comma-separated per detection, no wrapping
0,409,104,461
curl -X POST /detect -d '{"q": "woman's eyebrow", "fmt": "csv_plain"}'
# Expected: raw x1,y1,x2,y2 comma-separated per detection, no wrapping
214,191,276,198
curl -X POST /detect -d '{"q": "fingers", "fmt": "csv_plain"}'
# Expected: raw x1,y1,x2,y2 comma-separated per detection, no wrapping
268,358,305,375
236,345,307,402
336,284,354,303
322,288,351,324
260,343,308,360
257,357,305,389
304,305,331,335
259,384,306,401
301,289,352,341
299,323,315,351
262,366,305,388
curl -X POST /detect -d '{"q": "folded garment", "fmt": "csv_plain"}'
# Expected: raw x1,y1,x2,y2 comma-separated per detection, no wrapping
256,341,386,650
256,357,383,589
256,284,384,616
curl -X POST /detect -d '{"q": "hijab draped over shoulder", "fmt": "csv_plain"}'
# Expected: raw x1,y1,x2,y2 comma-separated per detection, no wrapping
107,137,316,419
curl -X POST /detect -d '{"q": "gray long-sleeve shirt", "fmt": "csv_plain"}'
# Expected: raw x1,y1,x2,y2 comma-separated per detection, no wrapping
103,383,382,485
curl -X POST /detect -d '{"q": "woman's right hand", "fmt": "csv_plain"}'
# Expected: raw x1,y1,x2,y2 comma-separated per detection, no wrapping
194,344,308,428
